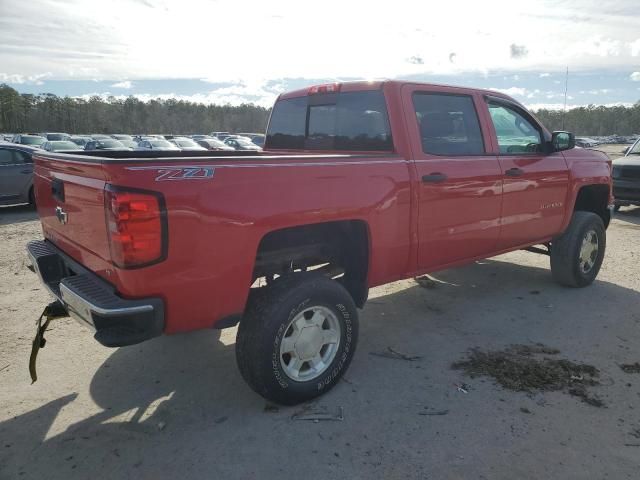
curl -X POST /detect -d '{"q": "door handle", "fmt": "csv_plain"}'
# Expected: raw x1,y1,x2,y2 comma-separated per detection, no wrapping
422,172,448,183
505,168,524,177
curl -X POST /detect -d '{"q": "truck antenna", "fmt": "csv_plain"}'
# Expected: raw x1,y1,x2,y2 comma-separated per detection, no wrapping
562,66,569,130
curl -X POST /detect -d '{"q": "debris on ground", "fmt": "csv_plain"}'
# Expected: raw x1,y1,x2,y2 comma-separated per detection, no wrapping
620,363,640,374
418,408,449,416
264,404,279,413
454,383,469,394
370,347,422,361
452,344,604,407
415,275,437,289
156,421,166,431
520,407,531,414
291,406,344,422
0,364,9,373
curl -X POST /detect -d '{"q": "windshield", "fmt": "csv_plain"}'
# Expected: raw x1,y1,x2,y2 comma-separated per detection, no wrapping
175,140,198,147
46,133,69,141
21,136,46,145
99,139,124,148
236,138,255,146
50,141,80,150
150,140,173,147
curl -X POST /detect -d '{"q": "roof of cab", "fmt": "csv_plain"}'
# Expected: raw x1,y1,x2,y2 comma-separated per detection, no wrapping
277,79,516,104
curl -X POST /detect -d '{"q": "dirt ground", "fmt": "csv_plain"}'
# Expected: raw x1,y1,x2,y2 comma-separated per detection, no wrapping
1,201,639,480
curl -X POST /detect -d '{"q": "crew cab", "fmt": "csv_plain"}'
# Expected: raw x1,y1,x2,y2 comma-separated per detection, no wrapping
27,80,612,405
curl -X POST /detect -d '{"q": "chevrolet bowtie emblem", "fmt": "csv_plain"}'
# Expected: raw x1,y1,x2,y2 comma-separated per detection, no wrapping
55,206,68,225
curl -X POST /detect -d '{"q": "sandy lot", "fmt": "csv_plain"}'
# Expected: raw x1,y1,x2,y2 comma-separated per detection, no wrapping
1,202,639,480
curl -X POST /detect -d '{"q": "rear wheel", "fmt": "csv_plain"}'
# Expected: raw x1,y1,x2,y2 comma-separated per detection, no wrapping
550,211,605,287
236,273,358,405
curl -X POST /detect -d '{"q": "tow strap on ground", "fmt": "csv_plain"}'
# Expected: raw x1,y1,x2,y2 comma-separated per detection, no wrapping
29,300,69,383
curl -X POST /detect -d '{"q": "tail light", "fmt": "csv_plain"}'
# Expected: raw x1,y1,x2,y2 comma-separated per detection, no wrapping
105,185,167,268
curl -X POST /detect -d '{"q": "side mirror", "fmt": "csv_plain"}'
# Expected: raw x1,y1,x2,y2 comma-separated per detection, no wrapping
551,131,575,152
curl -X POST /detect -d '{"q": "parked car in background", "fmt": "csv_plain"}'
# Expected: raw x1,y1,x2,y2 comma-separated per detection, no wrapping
0,142,38,206
1,133,15,141
90,134,111,140
191,134,215,141
41,141,82,152
196,138,235,151
210,131,232,140
111,134,134,142
134,139,180,151
11,134,46,147
41,132,71,141
169,138,207,151
70,136,93,148
238,133,265,147
224,136,262,151
118,139,138,149
612,136,640,211
575,137,599,148
84,139,131,151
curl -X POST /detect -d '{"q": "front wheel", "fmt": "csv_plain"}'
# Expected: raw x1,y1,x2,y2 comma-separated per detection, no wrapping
550,211,606,287
236,273,359,405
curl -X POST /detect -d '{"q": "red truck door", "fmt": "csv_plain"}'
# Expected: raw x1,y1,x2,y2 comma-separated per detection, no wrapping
481,97,570,249
401,85,503,270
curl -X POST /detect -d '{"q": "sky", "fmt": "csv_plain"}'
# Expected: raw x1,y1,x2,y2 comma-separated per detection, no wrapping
0,0,639,109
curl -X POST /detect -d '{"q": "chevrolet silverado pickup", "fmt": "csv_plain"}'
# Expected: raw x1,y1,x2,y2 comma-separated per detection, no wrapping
27,80,613,405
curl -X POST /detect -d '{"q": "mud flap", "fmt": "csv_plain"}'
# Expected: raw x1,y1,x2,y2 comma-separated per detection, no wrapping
29,301,69,383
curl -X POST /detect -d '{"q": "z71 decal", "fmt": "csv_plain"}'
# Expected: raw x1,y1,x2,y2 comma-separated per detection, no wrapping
125,165,215,181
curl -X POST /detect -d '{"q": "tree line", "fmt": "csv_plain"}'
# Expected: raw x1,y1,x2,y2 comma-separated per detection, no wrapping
1,83,639,136
0,84,271,134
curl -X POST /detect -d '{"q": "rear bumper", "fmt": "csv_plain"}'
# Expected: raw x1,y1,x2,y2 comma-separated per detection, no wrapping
26,240,164,347
613,178,640,205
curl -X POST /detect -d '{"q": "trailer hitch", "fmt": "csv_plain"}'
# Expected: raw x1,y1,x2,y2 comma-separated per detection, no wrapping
29,300,69,383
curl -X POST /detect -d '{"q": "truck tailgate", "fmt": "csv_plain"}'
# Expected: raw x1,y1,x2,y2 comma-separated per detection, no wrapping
33,152,111,269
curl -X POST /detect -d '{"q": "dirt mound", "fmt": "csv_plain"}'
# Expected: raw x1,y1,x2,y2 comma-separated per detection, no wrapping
452,344,604,407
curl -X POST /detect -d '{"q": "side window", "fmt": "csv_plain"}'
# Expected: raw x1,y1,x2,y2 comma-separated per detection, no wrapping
0,149,14,166
488,102,542,154
13,150,31,163
412,93,485,155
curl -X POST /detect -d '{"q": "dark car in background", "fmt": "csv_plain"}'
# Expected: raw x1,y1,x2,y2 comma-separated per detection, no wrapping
196,138,235,151
613,137,640,211
224,136,262,151
237,133,265,147
41,140,83,152
41,132,71,141
84,139,131,151
10,134,46,147
0,143,38,206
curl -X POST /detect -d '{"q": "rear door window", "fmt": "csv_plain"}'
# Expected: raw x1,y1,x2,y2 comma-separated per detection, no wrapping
412,93,485,155
0,149,14,165
267,90,393,151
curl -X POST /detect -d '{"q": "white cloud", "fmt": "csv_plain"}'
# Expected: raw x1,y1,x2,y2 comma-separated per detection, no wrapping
2,0,640,85
111,80,132,89
489,87,527,97
631,72,640,81
539,73,551,77
0,72,51,85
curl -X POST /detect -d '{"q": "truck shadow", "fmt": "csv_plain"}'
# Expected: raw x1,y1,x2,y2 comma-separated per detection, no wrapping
2,257,640,478
613,205,640,227
0,204,38,225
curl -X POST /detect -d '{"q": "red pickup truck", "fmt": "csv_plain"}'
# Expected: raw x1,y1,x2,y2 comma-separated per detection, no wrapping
27,80,613,405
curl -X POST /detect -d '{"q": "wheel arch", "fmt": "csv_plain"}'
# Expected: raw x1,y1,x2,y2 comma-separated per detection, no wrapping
253,219,371,307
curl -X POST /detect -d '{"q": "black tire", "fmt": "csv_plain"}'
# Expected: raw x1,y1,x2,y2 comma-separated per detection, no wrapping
550,211,606,287
236,273,359,405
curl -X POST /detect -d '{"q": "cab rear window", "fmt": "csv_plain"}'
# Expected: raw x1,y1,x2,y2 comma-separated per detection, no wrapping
266,90,393,151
